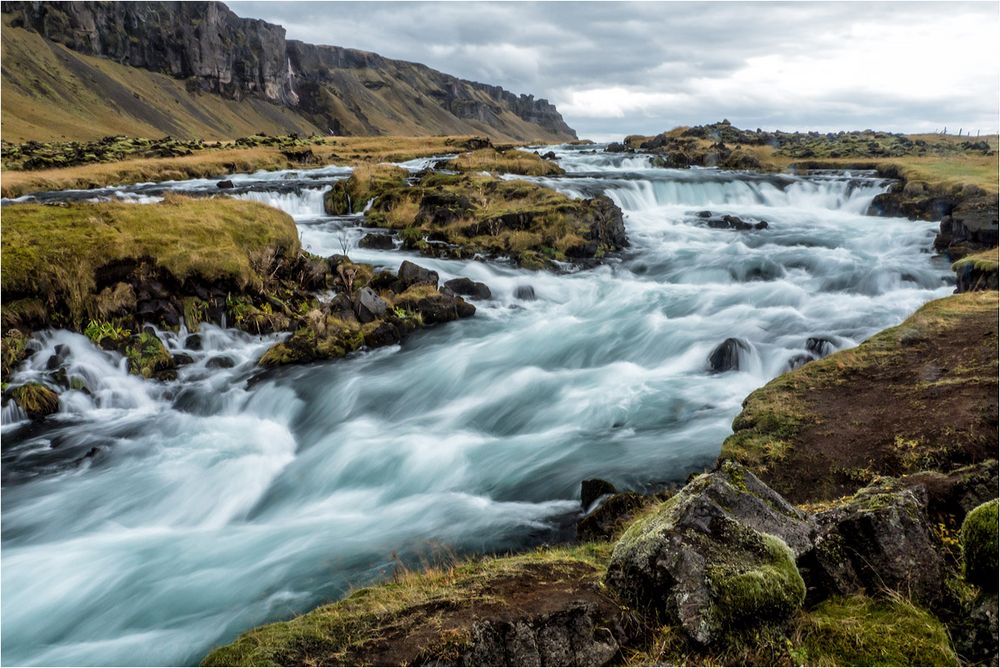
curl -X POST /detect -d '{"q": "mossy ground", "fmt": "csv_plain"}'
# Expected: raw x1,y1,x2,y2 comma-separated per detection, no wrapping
722,292,999,503
444,148,564,176
1,196,300,329
201,543,613,667
953,248,1000,274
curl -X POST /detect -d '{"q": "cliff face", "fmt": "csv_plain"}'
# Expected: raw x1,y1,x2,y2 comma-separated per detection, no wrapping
0,0,575,141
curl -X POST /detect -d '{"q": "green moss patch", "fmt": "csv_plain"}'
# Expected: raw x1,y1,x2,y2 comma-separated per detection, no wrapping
961,499,999,590
9,382,59,419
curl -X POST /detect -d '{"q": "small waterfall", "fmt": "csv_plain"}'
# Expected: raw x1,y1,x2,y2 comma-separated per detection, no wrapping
233,186,330,218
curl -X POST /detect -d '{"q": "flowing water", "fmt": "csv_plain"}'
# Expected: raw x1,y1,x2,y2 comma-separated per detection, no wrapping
1,146,953,665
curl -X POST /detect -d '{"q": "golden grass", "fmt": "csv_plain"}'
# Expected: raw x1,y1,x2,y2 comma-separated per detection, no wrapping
446,148,564,176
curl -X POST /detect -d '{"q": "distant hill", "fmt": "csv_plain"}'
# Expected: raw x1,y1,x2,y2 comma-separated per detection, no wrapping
0,1,576,142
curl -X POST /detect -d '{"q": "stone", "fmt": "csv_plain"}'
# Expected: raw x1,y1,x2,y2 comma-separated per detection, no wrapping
444,277,492,300
581,479,617,510
354,287,389,324
363,321,401,348
205,355,236,369
606,462,811,645
952,593,999,666
962,499,999,591
216,179,234,189
577,491,657,542
798,478,946,607
397,260,439,289
707,337,750,372
805,336,836,358
184,333,202,350
514,285,536,301
357,233,395,250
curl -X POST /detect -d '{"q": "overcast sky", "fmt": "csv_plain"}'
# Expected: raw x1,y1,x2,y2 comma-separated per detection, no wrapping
230,1,999,140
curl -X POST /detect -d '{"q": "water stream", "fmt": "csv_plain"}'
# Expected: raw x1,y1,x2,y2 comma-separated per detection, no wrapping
1,145,953,665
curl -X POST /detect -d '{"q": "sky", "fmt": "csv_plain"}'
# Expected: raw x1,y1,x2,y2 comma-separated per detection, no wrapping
230,1,1000,140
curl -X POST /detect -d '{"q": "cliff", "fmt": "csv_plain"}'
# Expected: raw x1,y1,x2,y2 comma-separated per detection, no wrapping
0,1,576,141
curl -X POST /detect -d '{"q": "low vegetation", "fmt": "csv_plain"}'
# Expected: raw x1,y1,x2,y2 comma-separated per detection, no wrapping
444,148,564,176
721,291,999,503
325,168,626,268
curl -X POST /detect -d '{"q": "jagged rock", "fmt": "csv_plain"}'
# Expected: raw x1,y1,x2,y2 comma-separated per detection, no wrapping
583,195,628,250
935,195,999,257
900,460,999,524
357,233,395,250
704,214,768,231
798,478,946,607
397,261,439,289
444,277,492,300
606,462,811,644
514,285,536,301
952,593,999,666
581,479,617,510
805,336,836,358
577,491,657,542
354,287,389,324
707,338,750,372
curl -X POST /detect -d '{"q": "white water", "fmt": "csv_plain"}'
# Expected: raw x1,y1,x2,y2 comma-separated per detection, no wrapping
1,146,952,666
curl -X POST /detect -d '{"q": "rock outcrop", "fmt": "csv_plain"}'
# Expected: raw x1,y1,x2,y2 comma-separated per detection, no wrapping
1,1,576,141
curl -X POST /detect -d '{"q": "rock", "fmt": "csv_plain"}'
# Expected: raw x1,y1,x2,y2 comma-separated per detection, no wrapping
9,382,60,420
577,491,657,542
962,499,999,591
184,333,203,350
605,142,626,153
172,352,195,366
363,321,401,348
704,214,767,231
606,461,810,645
514,285,536,301
541,151,557,160
798,478,946,607
707,337,750,372
784,353,813,371
805,336,836,358
205,355,236,369
45,343,70,370
443,277,492,300
357,233,395,250
952,593,999,666
395,292,475,325
216,179,234,189
354,287,389,324
397,260,439,289
581,479,617,510
583,195,628,251
900,460,998,525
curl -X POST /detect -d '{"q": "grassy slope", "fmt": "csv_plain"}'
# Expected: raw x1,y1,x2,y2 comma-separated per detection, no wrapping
0,21,323,142
721,292,999,503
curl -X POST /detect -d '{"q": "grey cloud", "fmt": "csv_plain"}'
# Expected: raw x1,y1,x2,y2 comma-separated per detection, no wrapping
229,1,999,139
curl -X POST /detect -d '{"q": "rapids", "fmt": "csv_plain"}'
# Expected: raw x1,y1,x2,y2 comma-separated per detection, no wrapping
1,145,953,665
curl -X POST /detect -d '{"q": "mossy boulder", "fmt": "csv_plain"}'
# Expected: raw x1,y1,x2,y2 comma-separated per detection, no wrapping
606,461,810,645
323,163,408,215
962,499,999,591
798,477,946,607
9,382,60,419
124,331,176,380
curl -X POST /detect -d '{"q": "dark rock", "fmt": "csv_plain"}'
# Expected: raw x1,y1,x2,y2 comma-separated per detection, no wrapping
798,478,946,608
541,151,557,160
354,287,389,324
184,333,203,351
397,260,439,289
704,214,767,231
605,142,626,153
900,460,998,525
581,479,617,510
368,270,399,292
583,195,628,251
606,461,811,644
45,344,70,370
514,285,536,301
326,293,358,322
805,336,836,358
784,353,814,372
961,499,999,591
205,356,236,369
357,233,395,250
172,352,195,366
395,292,475,325
444,277,492,300
707,337,750,373
577,491,656,542
696,210,713,218
216,179,234,189
363,320,401,348
952,593,999,666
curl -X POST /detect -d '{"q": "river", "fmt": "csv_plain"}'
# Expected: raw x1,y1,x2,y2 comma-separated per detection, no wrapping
0,145,953,665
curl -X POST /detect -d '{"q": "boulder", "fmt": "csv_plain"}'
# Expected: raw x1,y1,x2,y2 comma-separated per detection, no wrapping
805,336,836,358
363,320,401,348
9,382,60,420
184,333,203,350
962,499,999,591
581,479,617,510
577,491,657,542
606,461,811,645
707,337,750,372
444,277,492,300
397,260,439,289
357,233,395,250
205,355,236,369
395,292,475,325
798,478,946,607
704,215,768,231
952,593,999,666
354,287,389,324
216,179,234,189
514,285,536,301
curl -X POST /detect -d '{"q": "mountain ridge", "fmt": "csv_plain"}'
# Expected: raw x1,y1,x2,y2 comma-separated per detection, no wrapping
0,0,575,141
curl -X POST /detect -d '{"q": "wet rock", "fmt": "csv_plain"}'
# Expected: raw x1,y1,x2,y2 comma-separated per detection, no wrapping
605,142,626,153
581,479,617,510
541,151,557,160
184,333,203,350
805,336,836,358
606,462,811,644
9,382,60,420
363,321,401,348
784,353,814,372
172,352,195,366
205,355,236,369
514,285,536,301
583,195,628,251
357,233,395,250
216,179,234,189
577,491,657,542
707,337,750,372
704,214,768,231
444,277,492,300
798,478,946,607
397,260,439,289
395,291,475,325
45,344,70,370
354,287,389,324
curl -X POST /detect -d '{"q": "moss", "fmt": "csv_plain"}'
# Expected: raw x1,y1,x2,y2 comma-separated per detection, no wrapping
124,332,174,379
201,543,612,667
444,148,565,176
1,329,30,381
10,382,59,419
182,297,209,332
323,163,408,215
2,197,299,328
952,248,999,274
961,499,999,590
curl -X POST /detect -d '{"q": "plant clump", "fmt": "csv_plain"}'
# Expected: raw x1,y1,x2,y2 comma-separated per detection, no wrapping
444,148,565,176
961,499,999,590
9,382,60,419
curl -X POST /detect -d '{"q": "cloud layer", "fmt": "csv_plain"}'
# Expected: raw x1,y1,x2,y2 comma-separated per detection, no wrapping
230,1,999,140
